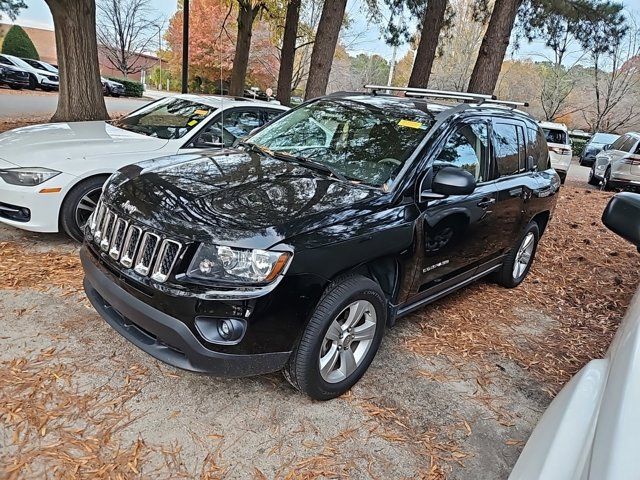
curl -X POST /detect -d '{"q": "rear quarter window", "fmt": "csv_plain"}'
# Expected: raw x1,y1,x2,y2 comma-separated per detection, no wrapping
528,126,550,171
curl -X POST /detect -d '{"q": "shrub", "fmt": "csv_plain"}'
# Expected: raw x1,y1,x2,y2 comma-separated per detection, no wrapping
107,77,144,97
1,25,39,60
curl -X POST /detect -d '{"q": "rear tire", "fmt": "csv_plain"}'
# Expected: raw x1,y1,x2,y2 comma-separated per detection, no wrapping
60,176,107,242
284,275,386,400
495,222,540,288
601,168,613,191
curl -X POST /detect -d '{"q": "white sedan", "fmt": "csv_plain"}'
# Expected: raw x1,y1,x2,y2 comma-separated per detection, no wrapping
0,95,287,241
511,192,640,480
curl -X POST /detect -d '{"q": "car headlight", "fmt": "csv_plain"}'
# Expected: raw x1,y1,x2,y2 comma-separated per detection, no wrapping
0,167,61,186
187,244,291,284
596,164,606,170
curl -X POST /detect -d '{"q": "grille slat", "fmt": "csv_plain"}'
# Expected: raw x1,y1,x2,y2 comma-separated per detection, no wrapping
93,204,182,282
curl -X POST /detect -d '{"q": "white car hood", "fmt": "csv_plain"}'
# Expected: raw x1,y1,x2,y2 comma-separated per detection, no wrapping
0,121,169,170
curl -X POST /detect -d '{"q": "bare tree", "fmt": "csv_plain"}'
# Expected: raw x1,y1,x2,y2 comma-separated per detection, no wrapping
97,0,163,77
45,0,108,121
584,20,640,132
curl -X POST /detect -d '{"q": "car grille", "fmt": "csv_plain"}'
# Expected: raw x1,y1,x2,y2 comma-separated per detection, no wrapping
88,200,182,283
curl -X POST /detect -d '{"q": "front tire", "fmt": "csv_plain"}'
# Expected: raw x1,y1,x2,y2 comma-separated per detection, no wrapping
60,176,107,242
601,168,613,191
495,222,540,288
27,75,37,90
588,167,600,186
284,275,386,400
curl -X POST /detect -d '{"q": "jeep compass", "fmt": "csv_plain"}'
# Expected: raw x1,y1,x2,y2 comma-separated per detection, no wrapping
81,87,559,400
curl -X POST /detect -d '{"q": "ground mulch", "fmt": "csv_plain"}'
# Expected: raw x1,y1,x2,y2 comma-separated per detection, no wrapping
405,185,640,395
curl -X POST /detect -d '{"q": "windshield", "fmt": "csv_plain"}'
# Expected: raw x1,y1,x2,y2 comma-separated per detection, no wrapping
543,128,567,145
4,55,32,70
591,133,619,145
109,97,215,140
246,98,435,187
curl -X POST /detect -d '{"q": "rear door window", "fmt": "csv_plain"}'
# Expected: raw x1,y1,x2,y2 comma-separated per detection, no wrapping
493,122,523,177
543,128,568,145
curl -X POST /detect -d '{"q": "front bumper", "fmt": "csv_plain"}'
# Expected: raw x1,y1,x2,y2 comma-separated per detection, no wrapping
40,78,59,89
0,74,29,87
81,246,292,377
0,173,74,232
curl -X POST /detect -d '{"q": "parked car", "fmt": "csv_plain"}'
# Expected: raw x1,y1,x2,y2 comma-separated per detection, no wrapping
101,77,125,97
0,63,30,90
510,191,640,480
0,95,288,241
580,132,620,167
80,87,560,400
591,132,640,191
540,121,572,184
20,57,59,74
0,54,59,91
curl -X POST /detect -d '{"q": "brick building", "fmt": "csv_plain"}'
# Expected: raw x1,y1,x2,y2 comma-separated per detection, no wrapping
0,23,165,82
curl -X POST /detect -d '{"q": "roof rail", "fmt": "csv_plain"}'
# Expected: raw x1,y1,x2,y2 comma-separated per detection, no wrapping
365,84,495,101
364,84,529,108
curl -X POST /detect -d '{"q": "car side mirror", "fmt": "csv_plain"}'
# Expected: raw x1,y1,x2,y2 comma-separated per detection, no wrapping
422,166,476,200
602,192,640,252
603,144,611,151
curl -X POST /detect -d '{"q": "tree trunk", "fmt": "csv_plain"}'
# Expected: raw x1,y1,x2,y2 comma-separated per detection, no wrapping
408,0,447,88
304,0,348,100
229,1,260,97
467,0,521,95
276,0,301,106
44,0,108,122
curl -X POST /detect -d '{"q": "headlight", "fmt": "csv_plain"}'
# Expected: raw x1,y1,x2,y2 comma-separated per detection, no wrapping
0,167,60,186
596,164,606,170
187,244,291,284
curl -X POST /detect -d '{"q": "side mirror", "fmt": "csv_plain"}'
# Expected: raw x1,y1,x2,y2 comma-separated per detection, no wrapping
423,166,476,200
602,192,640,252
603,144,611,151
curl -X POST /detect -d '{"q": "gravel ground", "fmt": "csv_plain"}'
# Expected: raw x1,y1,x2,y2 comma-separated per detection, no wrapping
0,126,638,478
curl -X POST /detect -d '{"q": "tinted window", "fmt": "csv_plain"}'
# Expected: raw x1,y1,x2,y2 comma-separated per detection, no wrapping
0,56,11,65
433,122,489,182
543,128,567,145
493,122,522,176
610,135,628,151
621,136,638,153
265,109,284,123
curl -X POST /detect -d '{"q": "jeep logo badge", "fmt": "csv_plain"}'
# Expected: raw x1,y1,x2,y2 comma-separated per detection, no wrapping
122,200,137,214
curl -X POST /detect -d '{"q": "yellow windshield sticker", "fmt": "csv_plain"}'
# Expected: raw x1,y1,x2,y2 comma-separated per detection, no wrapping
398,119,423,129
188,119,198,126
194,109,209,116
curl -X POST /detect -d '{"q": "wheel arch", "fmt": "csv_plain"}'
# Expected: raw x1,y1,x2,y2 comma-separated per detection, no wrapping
530,210,551,236
58,172,111,229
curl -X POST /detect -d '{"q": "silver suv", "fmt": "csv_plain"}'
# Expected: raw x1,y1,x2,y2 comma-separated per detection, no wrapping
590,132,640,191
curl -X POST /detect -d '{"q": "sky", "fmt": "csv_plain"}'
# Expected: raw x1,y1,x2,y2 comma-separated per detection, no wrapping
9,0,640,65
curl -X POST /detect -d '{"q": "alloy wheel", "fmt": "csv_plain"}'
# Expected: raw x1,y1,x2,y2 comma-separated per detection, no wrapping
74,187,102,232
513,232,535,280
319,300,377,383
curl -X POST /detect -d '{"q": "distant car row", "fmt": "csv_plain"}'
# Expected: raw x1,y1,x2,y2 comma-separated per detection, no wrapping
0,54,125,96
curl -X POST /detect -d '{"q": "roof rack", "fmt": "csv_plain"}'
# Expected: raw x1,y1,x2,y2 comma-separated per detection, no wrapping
364,85,529,108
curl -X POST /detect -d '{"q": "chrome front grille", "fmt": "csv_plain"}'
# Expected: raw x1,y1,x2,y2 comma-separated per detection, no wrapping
88,200,182,283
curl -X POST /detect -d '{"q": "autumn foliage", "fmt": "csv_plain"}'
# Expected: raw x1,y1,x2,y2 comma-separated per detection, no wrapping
165,0,280,93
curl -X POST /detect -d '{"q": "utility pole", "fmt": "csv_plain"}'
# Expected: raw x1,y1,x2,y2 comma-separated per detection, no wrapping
181,0,189,93
158,25,162,90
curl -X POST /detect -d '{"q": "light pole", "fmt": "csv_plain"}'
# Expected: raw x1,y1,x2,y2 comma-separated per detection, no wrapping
181,0,189,94
158,25,162,90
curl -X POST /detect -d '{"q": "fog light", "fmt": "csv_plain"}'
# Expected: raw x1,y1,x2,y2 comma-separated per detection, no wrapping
218,319,233,339
194,316,246,345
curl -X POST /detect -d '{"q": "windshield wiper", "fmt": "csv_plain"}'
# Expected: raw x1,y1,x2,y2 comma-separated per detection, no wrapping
270,150,349,182
237,142,348,182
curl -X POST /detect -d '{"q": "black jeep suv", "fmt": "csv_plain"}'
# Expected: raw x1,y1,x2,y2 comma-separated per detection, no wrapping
81,88,559,400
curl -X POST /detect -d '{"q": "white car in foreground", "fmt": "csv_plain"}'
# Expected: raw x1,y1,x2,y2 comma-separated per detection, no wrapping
511,192,640,480
0,95,287,240
540,121,572,184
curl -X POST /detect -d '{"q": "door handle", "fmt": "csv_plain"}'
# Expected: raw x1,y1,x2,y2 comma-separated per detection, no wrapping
477,198,496,208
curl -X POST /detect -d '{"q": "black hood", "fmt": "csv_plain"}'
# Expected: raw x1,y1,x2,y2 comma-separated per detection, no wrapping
103,149,382,249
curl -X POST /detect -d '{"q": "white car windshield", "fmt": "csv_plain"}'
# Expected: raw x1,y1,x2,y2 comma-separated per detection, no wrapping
109,97,214,140
3,55,33,70
246,98,436,187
